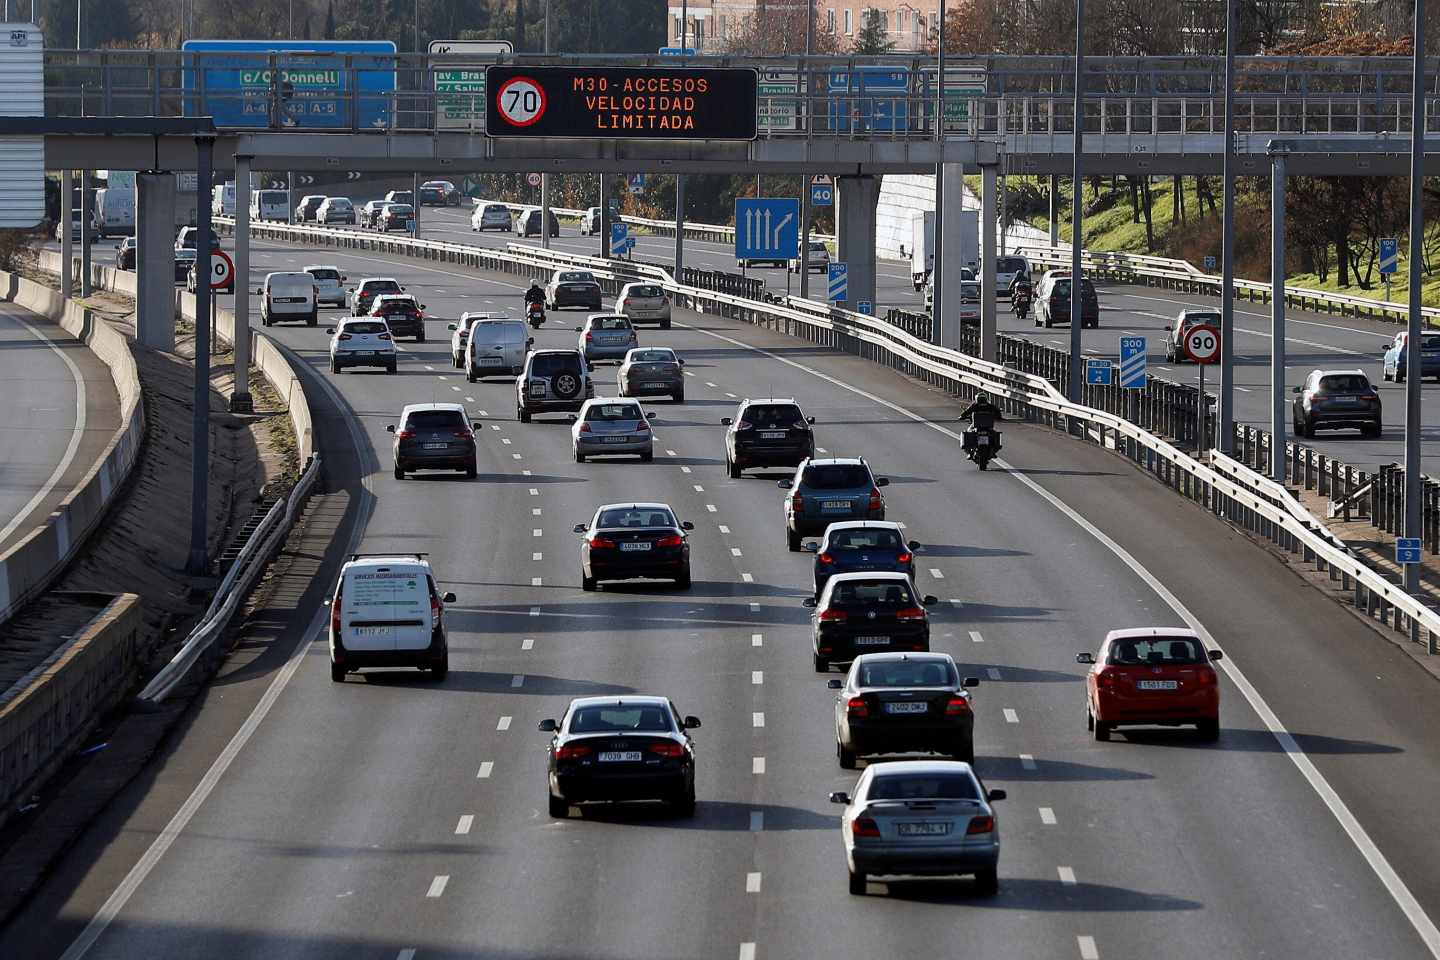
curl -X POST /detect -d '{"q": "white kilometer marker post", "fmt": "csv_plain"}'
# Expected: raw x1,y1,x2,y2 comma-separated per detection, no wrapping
746,872,762,893
427,875,449,898
969,630,984,643
752,712,765,727
1058,866,1077,886
1040,807,1057,825
751,671,764,685
477,762,494,779
1077,936,1099,960
497,716,512,731
1019,754,1037,771
1003,708,1019,724
456,815,474,835
752,756,765,774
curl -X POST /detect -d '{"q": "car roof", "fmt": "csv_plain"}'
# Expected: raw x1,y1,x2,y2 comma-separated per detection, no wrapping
375,293,415,300
359,276,399,284
866,759,975,777
302,264,341,271
626,346,675,356
742,397,799,405
1104,627,1200,643
264,271,311,280
339,315,387,325
584,396,641,405
827,570,912,584
803,457,865,467
824,520,903,533
472,315,521,324
586,313,628,322
853,651,956,666
343,554,432,572
567,695,670,710
401,402,466,415
530,347,583,356
1312,368,1366,377
596,501,673,512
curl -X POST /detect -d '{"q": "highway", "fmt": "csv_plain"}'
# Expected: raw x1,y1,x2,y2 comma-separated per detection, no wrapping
8,236,1440,960
0,301,120,555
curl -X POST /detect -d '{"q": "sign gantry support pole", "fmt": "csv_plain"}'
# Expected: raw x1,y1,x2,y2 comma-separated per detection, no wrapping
1405,0,1428,649
1219,0,1237,454
1270,149,1286,485
1067,0,1085,402
188,135,215,576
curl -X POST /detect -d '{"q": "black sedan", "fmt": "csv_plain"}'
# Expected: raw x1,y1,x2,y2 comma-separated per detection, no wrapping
173,248,198,283
805,572,938,672
575,502,693,591
115,236,136,270
828,652,980,768
803,520,919,598
540,695,700,817
618,347,686,402
546,269,604,311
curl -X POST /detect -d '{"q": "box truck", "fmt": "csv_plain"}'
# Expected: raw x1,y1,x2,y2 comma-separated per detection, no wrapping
910,209,979,290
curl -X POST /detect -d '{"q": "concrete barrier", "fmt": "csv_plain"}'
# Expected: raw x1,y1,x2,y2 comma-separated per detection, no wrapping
0,270,146,624
0,593,142,831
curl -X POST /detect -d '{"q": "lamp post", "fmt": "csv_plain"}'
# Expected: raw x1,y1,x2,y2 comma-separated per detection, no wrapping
1067,0,1085,401
932,0,945,336
1405,0,1428,648
1218,0,1237,453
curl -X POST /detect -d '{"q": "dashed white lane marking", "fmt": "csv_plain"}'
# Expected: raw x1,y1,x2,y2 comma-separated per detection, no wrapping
749,811,764,831
929,567,945,580
681,465,692,473
477,762,494,779
752,756,766,774
529,487,539,496
512,453,523,460
1059,866,1077,886
705,381,717,387
465,396,475,402
751,670,764,685
752,712,765,727
532,507,542,516
532,552,542,561
969,630,985,643
816,447,828,454
1020,754,1037,771
522,469,532,476
746,872,762,893
730,547,743,557
725,392,737,398
533,528,543,537
987,667,1002,680
1003,708,1019,724
531,576,542,586
456,815,474,835
479,410,489,417
438,376,449,381
521,638,535,651
529,606,540,617
1040,806,1057,825
502,437,512,444
693,484,705,492
684,371,695,377
1078,936,1100,960
706,504,718,512
741,572,754,583
1236,386,1252,393
718,524,731,534
666,449,677,456
752,633,763,647
425,365,435,370
739,944,757,960
426,875,449,898
749,602,761,613
496,716,513,731
511,674,525,687
452,386,461,392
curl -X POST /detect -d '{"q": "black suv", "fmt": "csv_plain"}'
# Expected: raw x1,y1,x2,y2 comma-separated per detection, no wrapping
517,349,594,422
387,403,480,480
803,572,938,672
1292,368,1382,439
722,399,815,477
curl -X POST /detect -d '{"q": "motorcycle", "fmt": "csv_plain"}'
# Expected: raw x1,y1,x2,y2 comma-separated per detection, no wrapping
1012,291,1032,320
526,300,546,329
962,427,1002,470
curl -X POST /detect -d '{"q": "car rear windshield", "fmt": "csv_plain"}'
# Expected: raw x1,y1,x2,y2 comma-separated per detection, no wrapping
995,257,1027,274
593,317,632,331
1050,279,1096,298
868,774,979,801
630,350,676,363
308,269,340,281
598,506,676,528
830,528,903,551
389,192,413,203
366,280,401,293
629,285,665,298
741,404,803,428
802,464,872,489
959,282,981,301
529,353,582,377
329,199,352,209
560,272,596,283
809,242,828,253
1106,636,1206,665
569,705,672,733
344,321,387,335
585,403,643,422
829,580,915,606
1422,335,1440,350
858,659,956,687
1181,313,1220,327
1317,374,1370,393
387,205,414,216
405,410,466,431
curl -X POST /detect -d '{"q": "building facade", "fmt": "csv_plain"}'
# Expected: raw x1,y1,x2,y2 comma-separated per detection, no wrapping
670,0,936,54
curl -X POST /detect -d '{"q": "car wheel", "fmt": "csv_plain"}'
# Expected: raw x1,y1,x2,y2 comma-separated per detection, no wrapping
428,655,449,681
974,867,999,895
581,569,596,591
1302,419,1316,439
1364,423,1382,439
1093,717,1111,742
416,332,425,343
464,458,477,480
640,450,653,463
813,653,829,673
330,662,346,683
1197,718,1220,741
307,313,317,327
548,794,570,818
393,463,405,480
837,740,857,769
727,458,741,479
574,448,586,463
787,528,802,552
848,870,868,896
675,565,691,589
330,360,340,374
661,319,672,329
467,369,476,383
518,407,532,423
386,362,397,375
673,391,685,403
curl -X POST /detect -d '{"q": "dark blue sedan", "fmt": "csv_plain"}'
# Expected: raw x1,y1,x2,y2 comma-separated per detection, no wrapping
804,520,919,598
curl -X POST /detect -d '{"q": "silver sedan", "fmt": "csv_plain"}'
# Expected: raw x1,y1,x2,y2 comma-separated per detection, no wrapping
828,760,1004,896
578,314,638,363
570,397,655,462
618,347,685,402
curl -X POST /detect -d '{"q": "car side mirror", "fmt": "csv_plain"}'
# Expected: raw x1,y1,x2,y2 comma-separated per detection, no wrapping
678,359,685,365
876,477,890,487
962,676,980,688
681,521,695,530
538,718,558,732
828,791,850,805
1076,652,1096,664
573,523,587,534
527,338,535,347
1208,649,1225,661
472,421,483,430
341,276,347,282
447,323,457,330
325,327,335,335
801,542,819,553
1291,386,1302,394
567,414,578,423
683,715,702,729
420,304,427,310
721,417,733,425
1163,325,1172,331
401,287,406,292
801,597,817,608
254,287,264,295
807,417,816,424
441,592,456,603
987,789,1007,803
907,540,921,550
385,425,396,433
776,479,790,489
827,678,843,689
574,326,583,332
922,595,939,606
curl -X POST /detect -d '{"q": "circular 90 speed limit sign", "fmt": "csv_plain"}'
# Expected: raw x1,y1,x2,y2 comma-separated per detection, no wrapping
496,76,547,128
208,250,235,290
1183,323,1221,364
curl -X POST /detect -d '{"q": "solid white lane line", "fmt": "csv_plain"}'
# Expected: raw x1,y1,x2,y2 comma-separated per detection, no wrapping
1078,936,1100,960
929,567,945,580
987,667,1002,680
969,630,985,643
1058,866,1077,886
530,576,542,586
497,716,512,731
752,756,766,774
427,875,449,898
1003,708,1019,724
521,638,535,651
752,633,763,647
718,524,731,534
752,712,765,727
1020,753,1037,771
512,674,525,687
749,811,764,831
752,670,764,685
456,815,474,835
477,762,494,779
1040,807,1057,825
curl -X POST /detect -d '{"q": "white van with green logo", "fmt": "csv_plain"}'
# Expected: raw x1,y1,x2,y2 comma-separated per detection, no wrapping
328,554,455,682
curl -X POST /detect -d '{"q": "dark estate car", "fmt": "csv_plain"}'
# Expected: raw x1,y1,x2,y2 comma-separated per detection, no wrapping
387,403,479,480
547,269,604,311
829,652,981,767
1291,368,1382,439
574,501,694,591
805,520,919,598
114,236,137,270
540,695,701,818
805,571,938,673
722,399,816,478
1034,272,1100,329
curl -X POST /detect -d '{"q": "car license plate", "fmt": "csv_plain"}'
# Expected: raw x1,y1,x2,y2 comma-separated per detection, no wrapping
898,822,950,836
1137,679,1178,690
884,701,928,714
354,350,374,356
480,357,502,365
603,436,629,443
423,442,447,450
762,432,786,439
529,384,546,397
644,382,668,389
620,541,652,551
854,636,890,645
598,751,643,762
822,500,850,511
352,626,389,637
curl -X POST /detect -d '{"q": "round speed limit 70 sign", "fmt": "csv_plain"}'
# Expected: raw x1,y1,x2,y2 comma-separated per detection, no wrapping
1183,323,1221,364
496,76,547,127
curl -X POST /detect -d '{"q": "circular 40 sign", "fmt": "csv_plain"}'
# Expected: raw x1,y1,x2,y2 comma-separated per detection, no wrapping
496,76,547,127
1183,323,1221,364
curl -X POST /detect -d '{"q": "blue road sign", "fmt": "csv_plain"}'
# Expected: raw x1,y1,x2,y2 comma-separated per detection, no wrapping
827,67,909,132
827,261,848,302
659,47,696,56
857,300,873,316
628,173,646,192
1381,237,1399,275
1118,335,1147,389
1204,255,1217,272
735,197,800,262
1398,537,1423,564
1085,359,1113,386
182,40,397,130
810,180,833,206
610,221,633,254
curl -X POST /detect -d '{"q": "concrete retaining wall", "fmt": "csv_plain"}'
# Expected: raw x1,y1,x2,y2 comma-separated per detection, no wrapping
0,269,146,624
0,593,142,831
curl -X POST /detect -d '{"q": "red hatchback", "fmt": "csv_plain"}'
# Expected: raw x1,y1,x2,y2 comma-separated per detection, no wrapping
1077,628,1223,742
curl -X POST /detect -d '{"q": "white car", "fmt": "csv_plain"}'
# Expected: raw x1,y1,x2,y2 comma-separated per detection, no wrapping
328,553,454,681
317,196,355,225
471,201,514,232
327,316,397,374
360,199,386,228
449,312,490,368
580,206,602,235
571,397,655,463
304,264,348,307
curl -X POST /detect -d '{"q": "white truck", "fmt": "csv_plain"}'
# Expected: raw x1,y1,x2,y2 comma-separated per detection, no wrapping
212,182,236,217
91,187,135,237
910,209,979,290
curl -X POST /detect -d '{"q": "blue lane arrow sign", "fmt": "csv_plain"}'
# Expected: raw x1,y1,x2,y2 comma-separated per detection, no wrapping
735,198,800,262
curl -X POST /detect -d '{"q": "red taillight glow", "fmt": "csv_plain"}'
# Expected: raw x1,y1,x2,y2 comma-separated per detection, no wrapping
895,606,926,621
579,423,591,433
622,298,632,307
966,815,995,835
945,696,971,716
896,552,912,564
818,609,848,622
656,534,684,548
817,552,834,565
397,430,414,440
846,697,868,717
867,489,883,511
1196,668,1217,686
588,537,616,549
852,817,881,838
585,332,594,342
636,419,650,432
1096,669,1118,691
791,493,804,513
735,422,754,431
378,333,392,341
453,430,473,439
431,590,442,627
337,333,353,340
555,744,592,760
648,742,685,758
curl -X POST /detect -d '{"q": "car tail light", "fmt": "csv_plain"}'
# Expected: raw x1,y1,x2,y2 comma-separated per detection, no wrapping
330,593,342,636
817,552,834,565
1361,392,1379,402
585,332,593,342
1195,668,1217,686
867,489,883,511
966,815,995,835
555,744,592,761
895,606,926,621
338,333,353,340
735,422,754,431
452,430,473,439
588,536,616,549
817,608,848,622
896,552,912,564
656,534,684,548
622,298,632,307
791,493,804,514
579,423,591,433
397,430,414,440
1096,668,1118,691
378,333,392,341
648,742,685,758
852,817,881,838
846,697,868,717
636,419,650,432
431,590,442,627
945,696,971,716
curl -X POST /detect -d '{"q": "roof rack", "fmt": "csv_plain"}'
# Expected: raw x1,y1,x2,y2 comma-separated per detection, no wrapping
349,552,429,561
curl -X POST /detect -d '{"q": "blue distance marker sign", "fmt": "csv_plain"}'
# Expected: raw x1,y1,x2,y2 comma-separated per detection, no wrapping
1398,537,1423,564
810,178,833,207
827,261,848,302
1380,237,1399,275
182,40,397,129
1085,359,1113,386
735,198,799,262
610,221,634,254
1118,336,1147,389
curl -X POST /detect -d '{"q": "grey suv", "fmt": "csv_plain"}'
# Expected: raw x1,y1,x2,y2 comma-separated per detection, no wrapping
723,399,816,477
778,458,889,552
516,349,595,422
1292,368,1382,439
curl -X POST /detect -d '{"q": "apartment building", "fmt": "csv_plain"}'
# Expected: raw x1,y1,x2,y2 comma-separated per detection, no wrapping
671,0,935,54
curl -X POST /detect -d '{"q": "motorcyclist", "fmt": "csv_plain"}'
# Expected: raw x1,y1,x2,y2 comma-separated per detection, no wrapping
524,281,546,309
1010,275,1033,315
960,392,1003,433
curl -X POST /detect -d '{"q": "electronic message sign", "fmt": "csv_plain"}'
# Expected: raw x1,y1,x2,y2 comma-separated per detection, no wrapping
484,66,757,140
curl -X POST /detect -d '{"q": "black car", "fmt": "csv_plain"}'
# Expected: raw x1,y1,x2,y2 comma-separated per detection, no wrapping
804,521,919,598
114,236,137,270
371,294,427,341
173,249,198,282
540,695,700,818
722,398,815,478
1035,273,1100,329
419,185,445,206
546,269,603,311
387,403,479,479
618,347,685,402
805,572,938,672
574,502,694,591
1292,368,1382,439
828,652,981,767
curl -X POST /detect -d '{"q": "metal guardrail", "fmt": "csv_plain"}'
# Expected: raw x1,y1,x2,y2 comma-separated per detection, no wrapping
226,214,1440,648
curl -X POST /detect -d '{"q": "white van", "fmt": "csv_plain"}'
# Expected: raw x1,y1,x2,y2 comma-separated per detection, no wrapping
92,188,135,237
211,182,235,218
465,317,533,381
258,271,318,326
328,554,455,681
251,189,288,222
